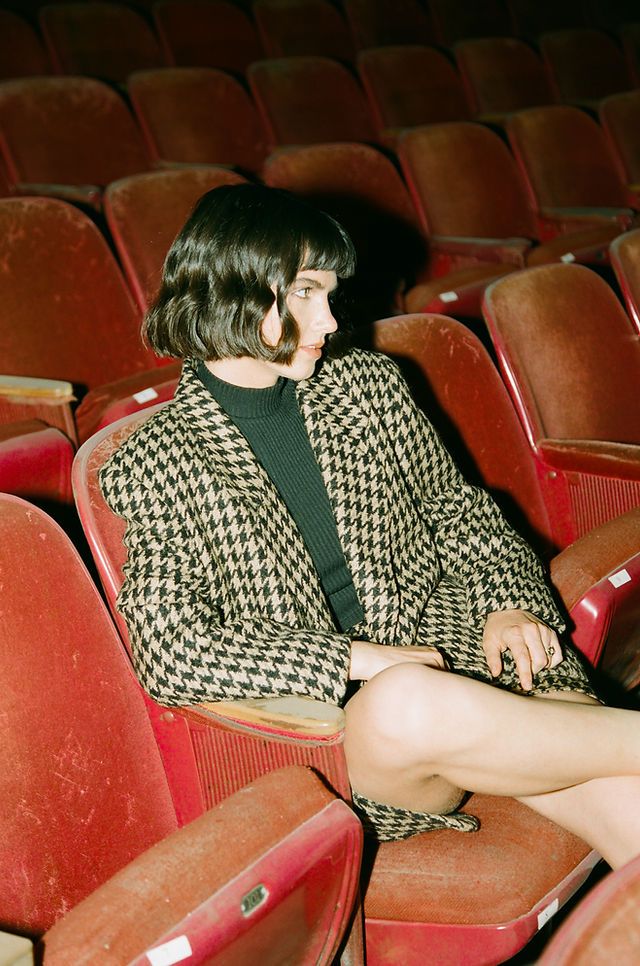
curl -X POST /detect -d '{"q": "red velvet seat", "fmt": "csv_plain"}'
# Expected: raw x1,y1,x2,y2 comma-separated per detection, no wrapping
104,166,248,313
429,0,512,46
0,420,73,506
610,228,640,335
262,141,514,320
0,8,51,79
0,492,362,963
506,105,637,239
343,0,435,49
127,67,269,174
599,90,640,197
398,121,626,272
482,263,640,537
247,56,377,149
39,1,166,84
74,352,640,964
152,0,263,75
356,45,472,149
254,0,356,63
0,75,151,209
0,196,180,444
539,851,640,964
507,0,587,41
539,27,633,107
454,36,556,122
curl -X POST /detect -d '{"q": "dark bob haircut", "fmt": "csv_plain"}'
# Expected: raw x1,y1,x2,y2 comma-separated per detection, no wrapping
144,183,356,362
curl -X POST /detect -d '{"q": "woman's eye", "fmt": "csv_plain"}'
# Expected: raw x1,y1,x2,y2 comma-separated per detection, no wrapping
293,287,312,299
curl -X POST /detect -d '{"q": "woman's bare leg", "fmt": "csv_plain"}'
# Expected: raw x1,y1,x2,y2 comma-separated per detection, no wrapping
344,663,640,866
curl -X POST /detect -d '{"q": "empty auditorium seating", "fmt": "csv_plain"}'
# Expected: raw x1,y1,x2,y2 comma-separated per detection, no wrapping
610,228,640,335
39,1,165,83
74,399,609,966
0,197,180,444
357,45,472,147
599,90,640,195
248,56,377,148
127,67,269,173
507,0,587,40
539,27,633,106
152,0,263,75
454,36,556,121
0,8,51,79
0,76,151,208
343,0,434,49
482,263,640,538
506,105,637,237
429,0,512,45
0,491,362,961
104,166,248,313
254,0,356,62
0,420,73,506
398,122,626,272
262,142,515,320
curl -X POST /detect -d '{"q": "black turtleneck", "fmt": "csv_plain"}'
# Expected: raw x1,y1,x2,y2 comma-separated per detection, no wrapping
196,361,364,633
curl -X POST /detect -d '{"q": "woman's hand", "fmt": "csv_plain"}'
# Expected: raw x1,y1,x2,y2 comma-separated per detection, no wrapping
483,609,564,692
349,640,447,682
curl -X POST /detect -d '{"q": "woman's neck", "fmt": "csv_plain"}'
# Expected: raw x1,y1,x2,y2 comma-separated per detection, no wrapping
205,356,279,389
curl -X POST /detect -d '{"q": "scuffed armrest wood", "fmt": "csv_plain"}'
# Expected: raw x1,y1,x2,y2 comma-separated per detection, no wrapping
538,438,640,481
0,374,75,403
430,234,532,265
184,695,346,740
538,206,635,233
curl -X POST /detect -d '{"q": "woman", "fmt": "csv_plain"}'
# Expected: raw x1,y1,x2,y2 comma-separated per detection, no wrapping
101,184,640,864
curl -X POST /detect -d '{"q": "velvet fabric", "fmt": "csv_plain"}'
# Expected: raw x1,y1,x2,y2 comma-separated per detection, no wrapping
39,1,165,83
128,67,269,173
599,90,640,187
539,27,632,104
254,0,356,62
507,105,632,209
483,262,640,443
153,0,263,74
344,0,434,49
247,56,377,147
104,166,247,312
0,419,73,505
0,76,151,188
455,36,556,118
610,228,640,334
0,8,51,79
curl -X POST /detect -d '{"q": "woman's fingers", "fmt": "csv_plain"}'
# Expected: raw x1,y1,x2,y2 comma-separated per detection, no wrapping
483,610,564,691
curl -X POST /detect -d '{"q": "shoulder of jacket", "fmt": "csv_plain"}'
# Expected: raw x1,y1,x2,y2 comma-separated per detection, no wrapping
315,347,402,393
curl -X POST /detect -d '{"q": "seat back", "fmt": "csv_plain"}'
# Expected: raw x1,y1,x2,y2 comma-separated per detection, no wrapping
397,121,537,238
610,228,640,335
344,0,434,49
507,0,587,41
357,45,472,137
104,166,248,312
153,0,263,75
262,142,426,323
539,27,632,103
482,262,640,444
620,21,640,87
0,8,51,79
0,420,73,505
429,0,512,46
371,313,553,552
128,67,269,173
506,104,631,209
0,76,150,188
254,0,355,62
599,89,640,187
39,1,165,83
0,492,178,935
455,36,555,116
0,197,158,391
248,55,377,147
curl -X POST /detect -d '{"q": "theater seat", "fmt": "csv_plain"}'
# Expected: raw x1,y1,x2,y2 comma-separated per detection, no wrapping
343,0,435,49
610,228,640,335
539,27,633,107
0,420,73,507
599,90,640,198
153,0,263,75
254,0,356,62
0,8,51,79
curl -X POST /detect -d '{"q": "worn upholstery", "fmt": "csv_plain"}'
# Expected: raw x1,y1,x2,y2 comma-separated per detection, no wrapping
153,0,263,74
0,76,150,189
254,0,355,62
104,166,248,312
0,8,51,79
343,0,434,49
455,36,556,118
248,56,377,148
128,67,269,173
539,27,632,104
0,420,73,506
39,1,165,83
611,229,640,334
599,90,640,189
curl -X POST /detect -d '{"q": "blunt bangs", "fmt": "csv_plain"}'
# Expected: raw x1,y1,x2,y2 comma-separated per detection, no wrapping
144,183,356,362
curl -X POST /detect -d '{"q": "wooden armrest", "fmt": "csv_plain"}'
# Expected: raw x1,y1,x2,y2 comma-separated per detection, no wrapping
430,234,532,265
538,438,640,481
14,182,102,209
0,932,33,966
188,695,345,738
0,375,75,403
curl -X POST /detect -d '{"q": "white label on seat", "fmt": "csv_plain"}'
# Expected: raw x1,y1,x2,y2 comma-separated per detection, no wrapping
133,387,159,404
560,252,576,263
439,291,459,303
146,935,193,966
608,568,631,588
537,898,559,930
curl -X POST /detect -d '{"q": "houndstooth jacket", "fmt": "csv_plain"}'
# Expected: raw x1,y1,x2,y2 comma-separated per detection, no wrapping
100,349,564,707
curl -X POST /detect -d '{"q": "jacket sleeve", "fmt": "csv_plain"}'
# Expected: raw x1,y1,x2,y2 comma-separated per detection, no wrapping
358,353,566,633
99,449,352,708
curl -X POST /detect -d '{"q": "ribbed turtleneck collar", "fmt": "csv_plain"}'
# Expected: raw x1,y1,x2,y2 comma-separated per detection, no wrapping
197,360,292,418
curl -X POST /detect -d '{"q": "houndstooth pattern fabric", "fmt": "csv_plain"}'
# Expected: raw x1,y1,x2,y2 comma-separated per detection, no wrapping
351,790,480,840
